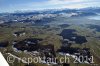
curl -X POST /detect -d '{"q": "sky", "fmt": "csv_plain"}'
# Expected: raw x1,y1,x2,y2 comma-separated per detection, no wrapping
0,0,100,13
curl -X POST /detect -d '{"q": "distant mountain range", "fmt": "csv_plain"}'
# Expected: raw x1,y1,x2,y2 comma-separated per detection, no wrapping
0,7,100,24
1,7,100,14
7,7,99,18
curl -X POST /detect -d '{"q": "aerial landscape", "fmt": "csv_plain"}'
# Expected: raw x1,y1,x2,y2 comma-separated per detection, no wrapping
0,0,100,66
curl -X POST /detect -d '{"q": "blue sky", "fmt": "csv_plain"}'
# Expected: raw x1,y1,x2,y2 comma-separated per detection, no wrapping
0,0,100,13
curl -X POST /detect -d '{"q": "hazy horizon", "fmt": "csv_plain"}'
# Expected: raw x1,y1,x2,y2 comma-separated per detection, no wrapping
0,0,100,13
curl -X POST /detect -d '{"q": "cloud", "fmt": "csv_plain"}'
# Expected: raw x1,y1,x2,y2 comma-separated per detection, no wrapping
46,0,83,5
12,0,100,11
26,0,87,9
37,0,100,9
0,0,100,12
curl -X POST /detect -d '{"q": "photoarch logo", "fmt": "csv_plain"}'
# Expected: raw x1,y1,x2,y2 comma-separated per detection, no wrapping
0,52,9,66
